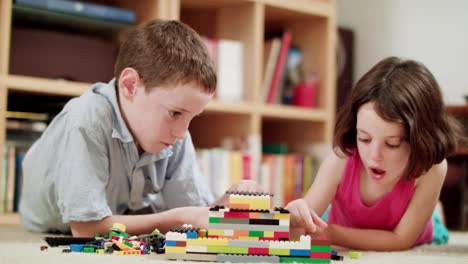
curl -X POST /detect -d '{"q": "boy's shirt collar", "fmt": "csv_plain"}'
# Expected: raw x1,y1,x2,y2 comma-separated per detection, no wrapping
93,78,133,143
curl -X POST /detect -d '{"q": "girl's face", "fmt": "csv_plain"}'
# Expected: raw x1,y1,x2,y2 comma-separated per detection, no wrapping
356,102,411,186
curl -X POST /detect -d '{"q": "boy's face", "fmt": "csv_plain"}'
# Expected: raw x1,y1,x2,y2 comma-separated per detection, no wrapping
120,72,213,154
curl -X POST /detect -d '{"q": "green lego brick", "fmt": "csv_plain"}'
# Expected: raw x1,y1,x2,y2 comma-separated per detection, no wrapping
280,257,330,263
310,245,331,252
83,247,95,253
209,217,220,223
269,248,290,256
249,230,264,237
123,241,133,248
349,251,362,259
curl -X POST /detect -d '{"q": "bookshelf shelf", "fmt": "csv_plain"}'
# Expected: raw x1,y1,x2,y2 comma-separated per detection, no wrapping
263,0,332,18
1,75,89,96
206,100,257,114
260,104,328,121
0,0,336,221
0,213,20,225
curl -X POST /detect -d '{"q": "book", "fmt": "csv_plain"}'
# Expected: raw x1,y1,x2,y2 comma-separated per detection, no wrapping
202,37,218,67
262,38,282,103
266,31,293,104
6,145,16,213
15,0,136,24
6,111,49,121
13,149,27,212
1,147,7,213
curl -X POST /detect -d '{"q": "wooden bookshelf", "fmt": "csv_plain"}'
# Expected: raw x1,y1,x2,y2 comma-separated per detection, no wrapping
0,0,336,221
0,213,20,225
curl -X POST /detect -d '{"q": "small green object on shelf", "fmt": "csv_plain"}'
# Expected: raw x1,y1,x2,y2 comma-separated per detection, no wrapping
262,143,288,154
349,251,362,259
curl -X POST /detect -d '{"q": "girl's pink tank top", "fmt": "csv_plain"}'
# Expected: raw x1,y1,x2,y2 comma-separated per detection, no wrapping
328,152,433,246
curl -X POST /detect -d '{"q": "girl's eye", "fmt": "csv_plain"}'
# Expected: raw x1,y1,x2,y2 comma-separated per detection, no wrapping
386,143,400,149
358,138,370,143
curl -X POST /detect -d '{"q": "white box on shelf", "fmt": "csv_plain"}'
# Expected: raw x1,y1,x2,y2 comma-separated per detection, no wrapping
216,39,243,102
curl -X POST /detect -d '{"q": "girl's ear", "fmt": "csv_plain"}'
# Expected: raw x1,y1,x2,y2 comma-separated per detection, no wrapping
118,67,142,98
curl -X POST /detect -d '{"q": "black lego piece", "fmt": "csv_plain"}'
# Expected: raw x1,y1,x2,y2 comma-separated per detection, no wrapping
44,236,97,247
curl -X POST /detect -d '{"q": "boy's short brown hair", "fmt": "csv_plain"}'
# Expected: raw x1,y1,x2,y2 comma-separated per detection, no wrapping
334,56,464,180
114,19,216,93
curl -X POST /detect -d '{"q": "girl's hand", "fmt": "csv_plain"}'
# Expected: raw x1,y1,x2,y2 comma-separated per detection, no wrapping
286,198,328,238
213,180,264,206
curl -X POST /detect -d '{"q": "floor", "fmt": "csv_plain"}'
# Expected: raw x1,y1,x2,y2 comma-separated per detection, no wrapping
1,223,468,264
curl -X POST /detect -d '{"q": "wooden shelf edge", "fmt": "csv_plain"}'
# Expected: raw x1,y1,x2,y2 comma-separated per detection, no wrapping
261,0,332,17
261,104,328,121
446,105,468,116
205,100,257,114
0,213,21,225
179,0,332,17
451,147,468,157
0,75,89,97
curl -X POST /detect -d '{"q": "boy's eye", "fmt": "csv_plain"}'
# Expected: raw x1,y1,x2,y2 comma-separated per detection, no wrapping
169,110,182,118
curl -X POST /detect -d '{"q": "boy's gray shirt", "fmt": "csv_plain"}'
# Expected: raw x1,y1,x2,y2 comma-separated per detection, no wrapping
19,79,214,233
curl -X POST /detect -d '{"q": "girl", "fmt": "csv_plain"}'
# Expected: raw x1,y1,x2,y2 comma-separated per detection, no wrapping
286,57,464,251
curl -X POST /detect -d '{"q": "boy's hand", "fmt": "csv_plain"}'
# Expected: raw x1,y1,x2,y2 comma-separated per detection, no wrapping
213,180,263,206
286,198,328,237
170,207,210,229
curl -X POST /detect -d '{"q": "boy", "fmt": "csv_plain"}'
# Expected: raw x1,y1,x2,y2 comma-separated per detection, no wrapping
19,19,260,237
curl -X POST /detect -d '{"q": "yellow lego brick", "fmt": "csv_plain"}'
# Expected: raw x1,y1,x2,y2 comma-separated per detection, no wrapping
207,246,248,254
165,246,187,254
95,249,105,254
187,238,229,246
229,197,270,211
238,236,259,241
263,231,274,238
274,213,290,220
208,229,226,236
112,223,126,233
269,248,290,256
112,239,134,251
113,250,141,255
250,199,270,210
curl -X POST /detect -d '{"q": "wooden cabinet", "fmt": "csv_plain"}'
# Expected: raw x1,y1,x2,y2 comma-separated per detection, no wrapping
0,0,336,221
442,105,468,230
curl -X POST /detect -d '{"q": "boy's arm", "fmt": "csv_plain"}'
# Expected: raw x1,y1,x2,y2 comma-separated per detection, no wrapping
70,206,210,237
326,160,447,251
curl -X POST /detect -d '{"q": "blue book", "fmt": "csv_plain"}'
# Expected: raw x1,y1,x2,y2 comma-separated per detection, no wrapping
13,151,26,212
16,0,136,24
1,147,7,213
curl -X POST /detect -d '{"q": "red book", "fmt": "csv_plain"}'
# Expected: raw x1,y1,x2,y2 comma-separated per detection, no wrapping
266,31,292,104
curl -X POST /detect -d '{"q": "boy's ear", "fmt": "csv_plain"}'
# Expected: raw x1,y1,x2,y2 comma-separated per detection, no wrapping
118,67,143,97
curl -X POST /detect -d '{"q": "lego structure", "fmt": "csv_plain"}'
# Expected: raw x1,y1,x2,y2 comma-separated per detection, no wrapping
43,192,345,262
165,192,333,263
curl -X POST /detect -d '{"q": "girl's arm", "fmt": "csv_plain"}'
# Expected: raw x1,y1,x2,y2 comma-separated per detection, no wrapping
326,160,447,251
286,151,346,233
304,151,347,216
